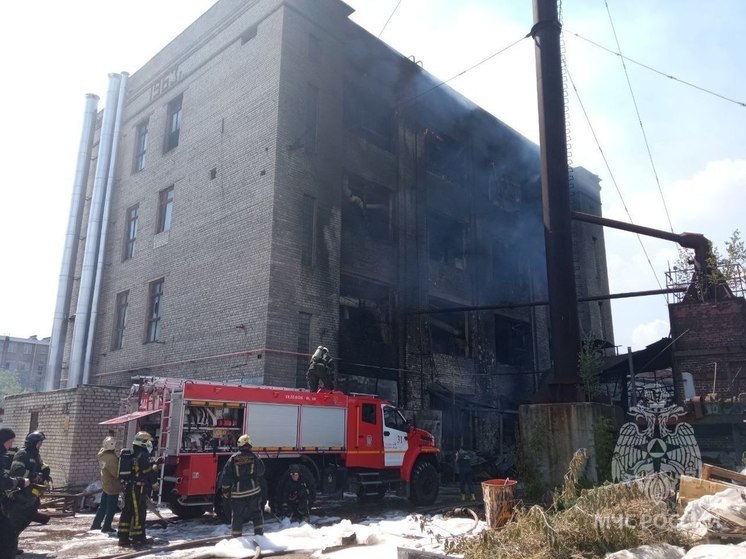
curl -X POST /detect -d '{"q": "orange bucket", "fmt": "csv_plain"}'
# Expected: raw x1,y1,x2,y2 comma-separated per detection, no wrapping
481,479,517,528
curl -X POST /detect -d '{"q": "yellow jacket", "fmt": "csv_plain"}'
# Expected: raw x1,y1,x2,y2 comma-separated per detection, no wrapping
98,448,122,495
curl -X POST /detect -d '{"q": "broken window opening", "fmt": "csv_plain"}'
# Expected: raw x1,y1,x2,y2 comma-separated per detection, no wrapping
429,299,468,357
428,212,466,269
494,315,533,370
343,80,394,152
342,174,392,242
424,129,467,185
487,168,522,210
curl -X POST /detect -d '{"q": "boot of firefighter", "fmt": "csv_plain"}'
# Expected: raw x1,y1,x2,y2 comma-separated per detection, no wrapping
33,511,51,525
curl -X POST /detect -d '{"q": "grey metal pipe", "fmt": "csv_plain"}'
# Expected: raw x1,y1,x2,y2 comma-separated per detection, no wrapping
83,73,129,385
45,93,100,391
68,73,122,387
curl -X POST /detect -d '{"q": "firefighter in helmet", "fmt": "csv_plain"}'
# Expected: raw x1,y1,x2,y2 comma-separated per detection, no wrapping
307,346,334,392
278,464,312,523
220,434,265,538
7,430,51,541
117,431,157,548
1,427,30,559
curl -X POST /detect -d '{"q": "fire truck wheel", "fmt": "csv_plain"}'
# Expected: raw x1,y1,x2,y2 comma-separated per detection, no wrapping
166,500,207,519
409,460,439,506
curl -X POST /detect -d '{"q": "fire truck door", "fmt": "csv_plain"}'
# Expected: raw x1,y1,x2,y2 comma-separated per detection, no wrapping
382,405,409,467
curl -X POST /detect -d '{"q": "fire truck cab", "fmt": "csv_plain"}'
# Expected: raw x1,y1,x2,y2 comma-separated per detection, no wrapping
101,377,440,518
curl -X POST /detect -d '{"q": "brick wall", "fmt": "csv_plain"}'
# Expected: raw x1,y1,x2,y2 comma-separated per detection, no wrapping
670,298,746,398
2,385,129,489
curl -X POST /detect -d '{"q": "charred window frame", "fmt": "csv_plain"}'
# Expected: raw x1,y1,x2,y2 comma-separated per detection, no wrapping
111,290,129,351
494,314,533,370
301,194,316,266
339,275,393,346
424,130,467,184
133,119,149,172
492,239,529,299
123,204,138,261
164,93,182,153
428,299,469,357
342,174,392,243
343,80,394,152
146,278,165,343
296,312,312,387
305,83,318,153
428,212,467,269
157,186,174,234
488,172,522,210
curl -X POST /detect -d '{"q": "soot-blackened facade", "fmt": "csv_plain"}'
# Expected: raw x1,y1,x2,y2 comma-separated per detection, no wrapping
53,0,613,452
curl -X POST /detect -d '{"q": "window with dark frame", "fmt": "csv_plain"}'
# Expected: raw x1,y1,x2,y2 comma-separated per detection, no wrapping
361,403,377,425
123,204,138,260
301,194,316,266
29,411,39,433
157,186,174,233
111,290,129,350
342,174,392,242
305,83,318,153
164,94,182,152
146,279,165,343
428,212,467,269
343,80,394,152
133,119,149,171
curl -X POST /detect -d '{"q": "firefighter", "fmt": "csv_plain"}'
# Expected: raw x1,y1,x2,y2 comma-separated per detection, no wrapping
278,464,311,522
117,431,157,548
307,346,334,392
90,436,121,534
455,445,476,501
7,431,51,540
220,434,264,538
1,428,30,559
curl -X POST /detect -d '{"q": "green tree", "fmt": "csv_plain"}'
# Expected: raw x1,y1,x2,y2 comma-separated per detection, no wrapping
0,368,23,403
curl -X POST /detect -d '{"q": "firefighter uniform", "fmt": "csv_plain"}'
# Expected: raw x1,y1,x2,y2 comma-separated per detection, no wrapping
279,465,311,522
8,431,50,537
221,434,264,538
118,432,157,547
1,428,28,559
307,346,334,392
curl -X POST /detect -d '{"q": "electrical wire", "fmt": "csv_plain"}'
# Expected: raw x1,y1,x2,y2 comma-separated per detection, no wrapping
566,30,746,109
565,68,664,291
603,0,674,234
378,0,403,38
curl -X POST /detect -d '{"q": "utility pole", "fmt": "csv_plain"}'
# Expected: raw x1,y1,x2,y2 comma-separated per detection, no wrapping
532,0,581,401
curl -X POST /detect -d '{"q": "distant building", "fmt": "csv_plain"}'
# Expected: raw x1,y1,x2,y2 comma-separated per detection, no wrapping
42,0,613,454
1,335,49,392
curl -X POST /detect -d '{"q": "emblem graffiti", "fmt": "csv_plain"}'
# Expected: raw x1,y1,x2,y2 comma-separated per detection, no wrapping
611,401,702,483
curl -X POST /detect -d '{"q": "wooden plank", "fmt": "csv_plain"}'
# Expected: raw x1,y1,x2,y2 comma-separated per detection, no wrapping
679,474,733,502
702,463,746,485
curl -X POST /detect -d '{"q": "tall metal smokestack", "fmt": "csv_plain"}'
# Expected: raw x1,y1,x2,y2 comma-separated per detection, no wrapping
45,93,100,391
532,0,581,399
68,73,122,387
83,73,129,385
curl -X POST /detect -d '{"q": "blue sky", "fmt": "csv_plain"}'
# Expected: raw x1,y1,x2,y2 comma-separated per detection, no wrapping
1,0,743,352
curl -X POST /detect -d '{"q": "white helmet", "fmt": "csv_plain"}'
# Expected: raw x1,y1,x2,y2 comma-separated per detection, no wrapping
237,434,253,448
102,436,116,451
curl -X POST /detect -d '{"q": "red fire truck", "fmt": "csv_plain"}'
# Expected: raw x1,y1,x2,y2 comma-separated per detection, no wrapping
101,377,440,518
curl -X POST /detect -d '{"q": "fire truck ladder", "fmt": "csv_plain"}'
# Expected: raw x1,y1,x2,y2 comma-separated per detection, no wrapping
156,388,173,507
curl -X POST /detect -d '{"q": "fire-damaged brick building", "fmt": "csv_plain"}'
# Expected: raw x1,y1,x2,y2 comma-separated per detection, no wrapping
32,0,613,461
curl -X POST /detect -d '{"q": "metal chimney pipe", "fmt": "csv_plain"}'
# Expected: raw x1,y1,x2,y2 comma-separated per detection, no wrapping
532,0,581,399
45,93,99,391
68,73,122,387
83,73,128,385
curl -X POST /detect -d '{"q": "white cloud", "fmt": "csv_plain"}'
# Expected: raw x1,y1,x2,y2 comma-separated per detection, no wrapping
631,319,670,350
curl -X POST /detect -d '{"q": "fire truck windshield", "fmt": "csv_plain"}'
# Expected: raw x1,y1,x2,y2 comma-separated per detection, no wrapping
383,406,409,431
